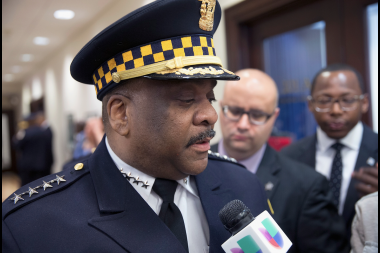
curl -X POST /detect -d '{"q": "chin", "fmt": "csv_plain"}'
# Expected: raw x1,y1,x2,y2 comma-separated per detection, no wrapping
230,143,252,153
325,130,349,140
181,157,209,176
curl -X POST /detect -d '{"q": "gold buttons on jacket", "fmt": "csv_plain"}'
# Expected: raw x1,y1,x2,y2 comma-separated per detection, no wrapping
74,163,84,171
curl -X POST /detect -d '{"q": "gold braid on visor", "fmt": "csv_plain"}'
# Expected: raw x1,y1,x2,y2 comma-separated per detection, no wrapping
112,55,222,83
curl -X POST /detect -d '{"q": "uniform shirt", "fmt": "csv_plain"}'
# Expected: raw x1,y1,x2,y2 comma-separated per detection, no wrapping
106,137,210,253
218,138,267,174
316,121,363,214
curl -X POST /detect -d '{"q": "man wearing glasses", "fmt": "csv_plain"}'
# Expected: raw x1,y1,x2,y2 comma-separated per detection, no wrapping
282,64,378,239
211,69,348,253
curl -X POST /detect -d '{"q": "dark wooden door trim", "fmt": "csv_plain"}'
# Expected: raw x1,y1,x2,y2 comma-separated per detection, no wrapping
225,0,377,127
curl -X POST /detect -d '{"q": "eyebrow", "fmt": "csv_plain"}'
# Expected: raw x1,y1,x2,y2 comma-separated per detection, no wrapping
317,92,355,97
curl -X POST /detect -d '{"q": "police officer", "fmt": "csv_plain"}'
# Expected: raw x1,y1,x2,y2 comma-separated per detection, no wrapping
2,1,269,252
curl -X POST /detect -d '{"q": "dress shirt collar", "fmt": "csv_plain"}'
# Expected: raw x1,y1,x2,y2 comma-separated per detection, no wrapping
218,138,266,174
105,137,198,201
317,121,363,152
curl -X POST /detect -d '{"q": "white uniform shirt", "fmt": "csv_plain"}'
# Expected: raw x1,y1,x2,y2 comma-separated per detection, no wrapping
106,137,210,253
316,122,363,214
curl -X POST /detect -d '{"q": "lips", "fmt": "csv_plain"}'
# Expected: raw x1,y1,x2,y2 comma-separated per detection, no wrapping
328,121,346,131
191,137,212,152
232,135,248,141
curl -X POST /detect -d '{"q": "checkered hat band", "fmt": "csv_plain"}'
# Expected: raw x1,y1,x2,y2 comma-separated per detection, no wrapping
92,35,216,95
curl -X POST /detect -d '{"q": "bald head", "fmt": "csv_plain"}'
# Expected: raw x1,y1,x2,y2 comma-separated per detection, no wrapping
219,69,280,161
224,69,278,107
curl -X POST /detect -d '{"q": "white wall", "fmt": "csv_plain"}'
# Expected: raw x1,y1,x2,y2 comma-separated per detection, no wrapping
20,0,244,172
212,0,245,145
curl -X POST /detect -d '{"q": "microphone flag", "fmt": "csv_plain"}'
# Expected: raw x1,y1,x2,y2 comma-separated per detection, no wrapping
221,211,292,253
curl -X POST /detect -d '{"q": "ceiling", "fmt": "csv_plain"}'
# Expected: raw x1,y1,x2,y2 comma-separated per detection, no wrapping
2,0,121,91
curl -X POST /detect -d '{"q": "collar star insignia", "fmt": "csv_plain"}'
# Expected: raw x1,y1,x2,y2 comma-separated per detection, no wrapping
141,181,150,189
125,172,135,181
133,176,141,185
55,175,66,185
11,193,24,204
28,187,38,197
42,181,53,191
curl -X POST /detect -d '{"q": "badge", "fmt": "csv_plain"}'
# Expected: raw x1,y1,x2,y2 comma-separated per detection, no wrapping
199,0,216,31
367,157,376,166
265,182,274,191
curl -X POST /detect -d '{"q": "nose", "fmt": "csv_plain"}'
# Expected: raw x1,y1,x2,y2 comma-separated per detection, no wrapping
330,101,343,115
194,99,218,126
237,113,250,130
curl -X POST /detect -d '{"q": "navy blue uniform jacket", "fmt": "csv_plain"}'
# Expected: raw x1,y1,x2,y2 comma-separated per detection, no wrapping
3,137,269,253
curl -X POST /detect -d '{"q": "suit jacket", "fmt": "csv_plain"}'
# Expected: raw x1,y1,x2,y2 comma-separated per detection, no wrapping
3,136,269,253
211,143,349,253
13,126,53,173
281,124,378,235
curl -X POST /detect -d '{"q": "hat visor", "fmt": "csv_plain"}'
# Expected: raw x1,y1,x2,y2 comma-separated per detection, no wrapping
143,64,240,81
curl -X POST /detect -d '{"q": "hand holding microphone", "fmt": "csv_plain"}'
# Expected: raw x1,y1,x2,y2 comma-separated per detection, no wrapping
219,200,292,253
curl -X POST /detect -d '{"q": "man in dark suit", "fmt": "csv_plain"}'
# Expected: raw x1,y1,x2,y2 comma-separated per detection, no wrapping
2,1,269,252
13,112,53,186
211,69,348,252
282,64,378,238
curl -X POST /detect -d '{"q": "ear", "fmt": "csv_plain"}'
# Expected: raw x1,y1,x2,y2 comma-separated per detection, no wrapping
307,98,314,113
107,94,130,136
360,94,369,114
274,107,280,120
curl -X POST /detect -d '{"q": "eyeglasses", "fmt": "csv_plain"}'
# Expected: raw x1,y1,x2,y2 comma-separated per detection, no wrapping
222,105,274,125
307,94,365,112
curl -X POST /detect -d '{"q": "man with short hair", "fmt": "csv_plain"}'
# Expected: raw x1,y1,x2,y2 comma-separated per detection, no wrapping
13,112,53,186
2,1,269,252
282,64,378,237
211,69,349,253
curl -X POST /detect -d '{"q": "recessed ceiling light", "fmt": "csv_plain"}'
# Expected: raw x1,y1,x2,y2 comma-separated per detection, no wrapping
4,74,14,82
12,66,22,73
34,37,50,45
21,54,33,62
54,10,75,20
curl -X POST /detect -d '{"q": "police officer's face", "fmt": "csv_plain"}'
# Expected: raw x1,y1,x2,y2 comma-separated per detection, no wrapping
309,70,369,140
129,79,218,180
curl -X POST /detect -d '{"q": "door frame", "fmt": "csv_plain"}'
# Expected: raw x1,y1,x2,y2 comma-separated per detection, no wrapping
225,0,377,127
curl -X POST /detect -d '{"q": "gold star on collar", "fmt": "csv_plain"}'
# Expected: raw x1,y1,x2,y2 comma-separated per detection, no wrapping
142,181,150,189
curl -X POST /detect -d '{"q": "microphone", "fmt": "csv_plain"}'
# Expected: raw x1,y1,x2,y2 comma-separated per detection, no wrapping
219,200,292,253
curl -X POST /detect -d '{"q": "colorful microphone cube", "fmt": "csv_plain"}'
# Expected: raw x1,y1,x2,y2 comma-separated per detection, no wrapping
221,211,292,253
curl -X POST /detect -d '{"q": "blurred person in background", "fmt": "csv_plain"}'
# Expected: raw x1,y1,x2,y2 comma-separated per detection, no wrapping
12,111,53,186
282,64,378,238
350,190,378,253
211,69,349,253
72,117,104,160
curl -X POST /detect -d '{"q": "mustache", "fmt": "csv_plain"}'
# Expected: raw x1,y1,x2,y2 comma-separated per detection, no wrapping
186,129,216,148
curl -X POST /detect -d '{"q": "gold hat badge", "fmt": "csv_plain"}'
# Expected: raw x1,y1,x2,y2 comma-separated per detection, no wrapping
199,0,216,31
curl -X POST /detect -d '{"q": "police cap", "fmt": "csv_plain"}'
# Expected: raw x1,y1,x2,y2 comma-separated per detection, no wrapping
70,0,239,100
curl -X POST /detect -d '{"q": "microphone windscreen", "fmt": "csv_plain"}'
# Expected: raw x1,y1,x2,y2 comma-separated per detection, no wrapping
218,200,251,228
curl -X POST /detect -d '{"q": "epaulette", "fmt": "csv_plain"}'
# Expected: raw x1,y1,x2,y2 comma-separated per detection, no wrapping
208,150,237,163
2,161,89,219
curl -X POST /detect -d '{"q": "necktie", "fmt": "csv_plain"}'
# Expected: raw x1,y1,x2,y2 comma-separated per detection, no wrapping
329,142,344,208
153,178,189,252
